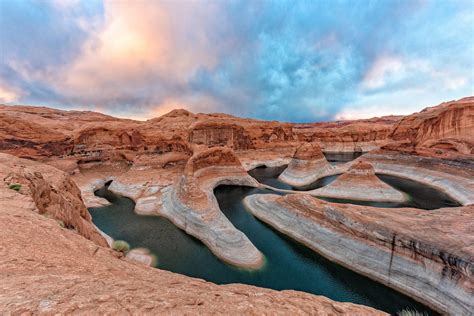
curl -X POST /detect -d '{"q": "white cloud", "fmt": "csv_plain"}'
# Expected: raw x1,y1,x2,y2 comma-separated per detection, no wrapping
0,83,22,103
361,55,405,89
56,1,223,103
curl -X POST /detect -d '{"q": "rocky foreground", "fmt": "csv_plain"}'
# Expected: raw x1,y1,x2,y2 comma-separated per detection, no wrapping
244,193,474,315
0,153,383,314
0,97,473,314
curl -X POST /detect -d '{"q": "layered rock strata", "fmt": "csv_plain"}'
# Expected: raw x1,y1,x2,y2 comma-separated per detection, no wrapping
159,147,264,269
0,153,107,246
244,193,474,315
0,156,385,315
387,96,474,157
362,151,474,205
311,160,406,202
278,142,346,187
103,147,264,269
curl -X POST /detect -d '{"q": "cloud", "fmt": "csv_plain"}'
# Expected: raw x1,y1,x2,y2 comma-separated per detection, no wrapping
59,1,221,96
0,0,472,122
0,82,22,103
362,56,405,90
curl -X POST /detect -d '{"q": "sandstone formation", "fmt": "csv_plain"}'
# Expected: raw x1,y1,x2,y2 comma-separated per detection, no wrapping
278,142,344,187
0,153,107,246
1,97,473,314
0,159,385,315
1,97,472,167
361,151,474,205
271,149,474,206
159,147,264,269
386,96,474,157
311,160,407,203
99,147,265,269
293,116,401,152
244,193,474,315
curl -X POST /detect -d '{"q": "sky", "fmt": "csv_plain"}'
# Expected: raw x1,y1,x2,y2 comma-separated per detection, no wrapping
0,0,473,122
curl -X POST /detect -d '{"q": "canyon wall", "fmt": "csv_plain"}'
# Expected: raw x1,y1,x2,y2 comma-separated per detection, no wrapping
386,97,474,156
0,153,107,246
2,97,472,167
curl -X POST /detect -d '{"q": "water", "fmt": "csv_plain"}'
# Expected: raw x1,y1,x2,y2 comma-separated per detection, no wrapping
324,151,365,165
90,186,436,315
248,166,460,210
88,152,458,315
248,165,338,191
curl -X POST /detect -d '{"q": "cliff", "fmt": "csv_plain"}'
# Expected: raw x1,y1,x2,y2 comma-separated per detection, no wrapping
0,153,107,246
387,97,474,156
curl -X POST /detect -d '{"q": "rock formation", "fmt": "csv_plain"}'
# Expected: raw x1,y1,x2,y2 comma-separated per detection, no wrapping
1,97,473,314
311,160,407,202
0,153,107,246
278,142,342,187
361,151,474,205
244,193,474,315
386,96,474,157
101,146,265,269
0,156,384,315
293,116,400,152
1,97,472,166
159,147,264,269
189,121,255,150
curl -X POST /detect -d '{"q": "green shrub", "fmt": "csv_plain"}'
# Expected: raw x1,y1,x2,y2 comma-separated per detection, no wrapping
9,183,22,192
112,240,130,253
397,309,427,316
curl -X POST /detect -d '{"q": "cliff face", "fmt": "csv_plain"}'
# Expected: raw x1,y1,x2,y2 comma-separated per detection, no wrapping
293,120,396,152
0,153,107,246
1,96,473,166
188,121,255,150
388,97,474,155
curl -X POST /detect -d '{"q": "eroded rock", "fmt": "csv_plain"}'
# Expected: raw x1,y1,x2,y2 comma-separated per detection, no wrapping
312,160,406,202
244,193,474,315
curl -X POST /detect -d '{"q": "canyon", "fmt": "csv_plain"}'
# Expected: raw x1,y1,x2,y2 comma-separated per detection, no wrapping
0,96,473,314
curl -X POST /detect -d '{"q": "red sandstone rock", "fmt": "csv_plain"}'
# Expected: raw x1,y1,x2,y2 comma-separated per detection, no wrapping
1,97,472,163
0,98,473,314
0,194,383,314
388,97,474,156
0,153,107,246
244,193,474,315
293,142,325,160
313,160,406,202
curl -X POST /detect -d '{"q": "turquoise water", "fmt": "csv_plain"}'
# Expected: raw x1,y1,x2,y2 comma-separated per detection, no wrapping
88,153,460,315
90,186,436,315
248,166,460,210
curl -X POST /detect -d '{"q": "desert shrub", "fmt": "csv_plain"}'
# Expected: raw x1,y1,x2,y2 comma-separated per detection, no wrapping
9,183,22,192
397,309,427,316
112,240,130,253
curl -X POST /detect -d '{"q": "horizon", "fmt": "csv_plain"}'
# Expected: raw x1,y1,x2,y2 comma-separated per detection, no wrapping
1,0,473,122
4,95,472,124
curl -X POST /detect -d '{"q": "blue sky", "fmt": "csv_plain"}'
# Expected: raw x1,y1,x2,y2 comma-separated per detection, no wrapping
0,0,473,122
